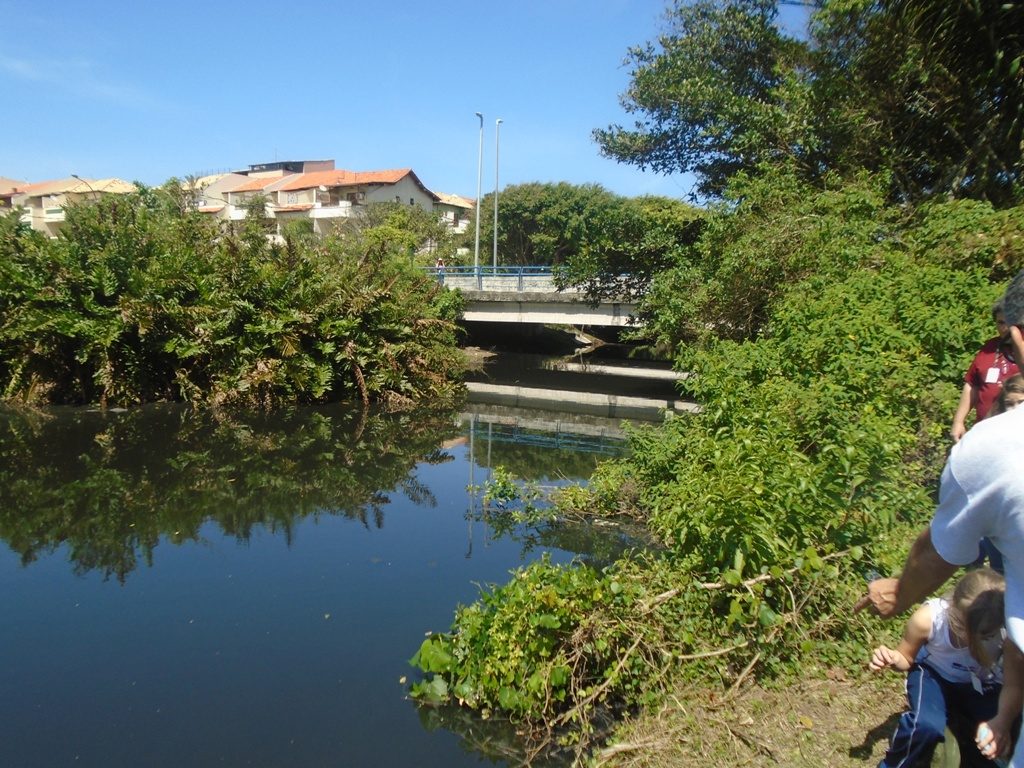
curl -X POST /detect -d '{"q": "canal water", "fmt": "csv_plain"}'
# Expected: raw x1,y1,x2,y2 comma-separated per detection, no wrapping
0,401,641,768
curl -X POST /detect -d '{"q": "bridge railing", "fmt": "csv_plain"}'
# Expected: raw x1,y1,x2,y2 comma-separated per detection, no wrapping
427,265,574,293
468,421,625,455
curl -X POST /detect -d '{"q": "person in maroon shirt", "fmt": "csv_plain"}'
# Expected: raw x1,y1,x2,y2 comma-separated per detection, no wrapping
951,298,1022,442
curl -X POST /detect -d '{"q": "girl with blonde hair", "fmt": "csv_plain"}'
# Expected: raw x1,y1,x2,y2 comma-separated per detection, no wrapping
870,568,1014,766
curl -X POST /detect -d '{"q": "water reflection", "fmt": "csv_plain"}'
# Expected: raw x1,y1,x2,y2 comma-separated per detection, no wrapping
0,402,633,767
0,404,460,581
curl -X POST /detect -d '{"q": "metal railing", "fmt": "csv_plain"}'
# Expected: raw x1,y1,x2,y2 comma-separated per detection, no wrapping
468,421,625,456
427,265,567,292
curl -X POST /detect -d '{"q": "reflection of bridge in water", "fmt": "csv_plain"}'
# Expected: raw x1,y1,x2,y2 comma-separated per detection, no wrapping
461,403,629,457
458,405,643,561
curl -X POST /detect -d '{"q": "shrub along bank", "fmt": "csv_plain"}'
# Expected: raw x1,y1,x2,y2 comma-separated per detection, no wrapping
0,185,464,409
410,170,1024,758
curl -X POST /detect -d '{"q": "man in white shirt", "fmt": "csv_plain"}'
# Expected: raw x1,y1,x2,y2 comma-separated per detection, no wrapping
858,398,1024,763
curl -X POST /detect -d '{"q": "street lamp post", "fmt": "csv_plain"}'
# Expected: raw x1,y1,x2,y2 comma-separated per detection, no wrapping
493,118,503,269
71,174,98,201
473,112,484,275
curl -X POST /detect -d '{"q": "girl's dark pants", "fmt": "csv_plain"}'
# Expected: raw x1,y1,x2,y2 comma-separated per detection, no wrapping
879,662,1001,768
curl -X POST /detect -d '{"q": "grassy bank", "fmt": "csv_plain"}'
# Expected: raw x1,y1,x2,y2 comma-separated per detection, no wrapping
594,674,904,767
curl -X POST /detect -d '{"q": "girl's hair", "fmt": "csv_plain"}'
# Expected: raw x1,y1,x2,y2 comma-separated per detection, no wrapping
947,567,1005,667
990,374,1024,417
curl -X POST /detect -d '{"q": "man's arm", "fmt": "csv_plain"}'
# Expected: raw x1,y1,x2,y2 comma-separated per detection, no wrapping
855,528,958,618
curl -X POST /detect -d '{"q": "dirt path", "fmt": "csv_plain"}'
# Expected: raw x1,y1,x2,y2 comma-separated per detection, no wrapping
593,672,945,767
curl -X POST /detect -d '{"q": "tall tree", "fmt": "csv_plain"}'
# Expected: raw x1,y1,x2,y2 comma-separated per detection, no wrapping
594,0,814,199
469,182,621,266
554,194,702,303
598,0,1023,204
813,0,1024,203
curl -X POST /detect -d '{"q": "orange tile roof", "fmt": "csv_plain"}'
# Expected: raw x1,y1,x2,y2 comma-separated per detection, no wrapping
274,204,314,212
276,168,414,192
0,177,27,195
198,204,226,213
67,178,136,194
229,176,287,193
15,177,78,196
14,177,135,197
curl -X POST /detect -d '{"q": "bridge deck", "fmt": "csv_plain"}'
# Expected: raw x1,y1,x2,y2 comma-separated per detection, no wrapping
430,267,636,326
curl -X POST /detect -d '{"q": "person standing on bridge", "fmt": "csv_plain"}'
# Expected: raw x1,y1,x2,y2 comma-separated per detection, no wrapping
435,257,446,285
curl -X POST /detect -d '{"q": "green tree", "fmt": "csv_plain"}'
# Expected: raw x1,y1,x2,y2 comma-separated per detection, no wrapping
333,201,457,266
468,182,620,266
597,0,1024,204
594,0,814,199
812,0,1024,203
553,194,702,303
633,167,896,348
464,182,701,303
239,192,274,238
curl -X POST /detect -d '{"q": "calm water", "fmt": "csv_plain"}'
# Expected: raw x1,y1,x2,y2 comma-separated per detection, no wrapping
0,403,631,768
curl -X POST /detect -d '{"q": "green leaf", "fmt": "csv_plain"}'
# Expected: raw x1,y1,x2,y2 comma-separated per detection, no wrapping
534,614,561,629
410,637,453,674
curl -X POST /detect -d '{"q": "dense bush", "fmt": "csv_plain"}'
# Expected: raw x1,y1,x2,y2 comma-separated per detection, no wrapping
637,168,898,347
0,188,463,408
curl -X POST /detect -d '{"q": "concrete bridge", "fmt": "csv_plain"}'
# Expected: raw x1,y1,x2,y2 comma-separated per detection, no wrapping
432,266,637,327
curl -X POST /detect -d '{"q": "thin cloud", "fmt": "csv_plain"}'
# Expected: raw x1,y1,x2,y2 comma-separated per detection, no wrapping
0,52,168,110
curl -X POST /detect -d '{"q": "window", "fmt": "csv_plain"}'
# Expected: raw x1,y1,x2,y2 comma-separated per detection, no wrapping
410,197,415,205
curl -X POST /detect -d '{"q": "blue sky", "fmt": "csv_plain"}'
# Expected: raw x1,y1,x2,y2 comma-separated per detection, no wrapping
1,1,809,200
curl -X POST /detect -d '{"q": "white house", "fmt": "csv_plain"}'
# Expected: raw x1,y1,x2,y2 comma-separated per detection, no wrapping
270,168,441,236
433,192,475,234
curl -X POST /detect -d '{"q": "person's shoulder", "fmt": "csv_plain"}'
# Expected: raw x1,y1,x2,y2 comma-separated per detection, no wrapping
967,338,1001,367
977,337,1002,354
907,601,936,638
969,403,1024,439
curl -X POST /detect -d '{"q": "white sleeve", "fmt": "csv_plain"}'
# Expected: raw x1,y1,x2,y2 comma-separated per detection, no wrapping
930,460,990,565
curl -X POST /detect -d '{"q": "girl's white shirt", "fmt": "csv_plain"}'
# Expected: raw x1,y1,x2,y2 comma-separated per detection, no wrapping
916,596,1004,690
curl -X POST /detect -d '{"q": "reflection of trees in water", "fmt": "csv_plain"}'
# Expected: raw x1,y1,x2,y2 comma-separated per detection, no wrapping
0,404,459,581
474,506,647,569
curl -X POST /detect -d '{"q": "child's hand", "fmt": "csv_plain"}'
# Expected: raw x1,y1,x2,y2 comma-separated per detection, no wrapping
976,719,1011,761
869,645,910,672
